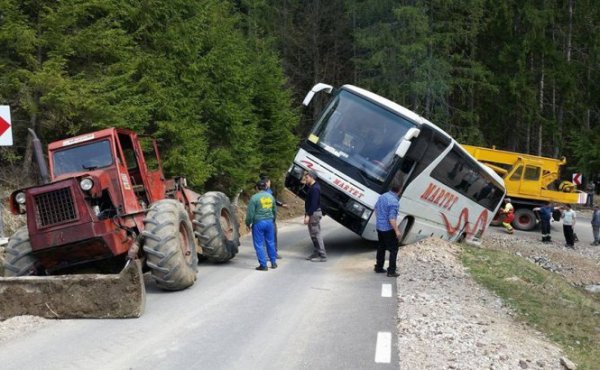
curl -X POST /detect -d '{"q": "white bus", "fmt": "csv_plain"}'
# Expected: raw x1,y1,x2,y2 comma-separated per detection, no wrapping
285,83,506,245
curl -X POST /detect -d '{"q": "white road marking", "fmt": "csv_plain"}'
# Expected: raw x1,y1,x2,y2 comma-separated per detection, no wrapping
381,283,392,297
375,331,392,363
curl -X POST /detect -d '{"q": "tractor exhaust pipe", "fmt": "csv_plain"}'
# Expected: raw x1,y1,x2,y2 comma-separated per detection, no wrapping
28,128,50,184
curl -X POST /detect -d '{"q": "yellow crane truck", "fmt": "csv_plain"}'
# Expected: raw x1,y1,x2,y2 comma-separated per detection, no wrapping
461,145,587,230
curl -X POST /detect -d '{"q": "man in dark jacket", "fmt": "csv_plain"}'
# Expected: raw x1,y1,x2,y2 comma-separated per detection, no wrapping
533,203,555,243
303,170,327,262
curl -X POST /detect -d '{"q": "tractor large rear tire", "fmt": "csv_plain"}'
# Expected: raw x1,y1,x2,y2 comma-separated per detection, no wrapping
142,199,198,291
3,227,39,277
193,191,240,262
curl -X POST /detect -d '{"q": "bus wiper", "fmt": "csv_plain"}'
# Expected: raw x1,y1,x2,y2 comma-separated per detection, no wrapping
357,167,379,184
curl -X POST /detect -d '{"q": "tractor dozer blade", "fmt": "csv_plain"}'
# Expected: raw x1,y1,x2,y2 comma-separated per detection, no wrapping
0,260,145,320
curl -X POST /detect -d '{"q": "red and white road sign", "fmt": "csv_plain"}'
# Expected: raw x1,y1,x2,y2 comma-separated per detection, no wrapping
0,106,13,146
572,173,582,186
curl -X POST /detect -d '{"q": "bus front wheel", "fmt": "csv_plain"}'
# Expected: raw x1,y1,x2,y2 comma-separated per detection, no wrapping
397,218,411,245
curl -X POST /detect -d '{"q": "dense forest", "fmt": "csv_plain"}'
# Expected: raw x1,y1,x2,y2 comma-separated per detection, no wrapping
1,0,598,194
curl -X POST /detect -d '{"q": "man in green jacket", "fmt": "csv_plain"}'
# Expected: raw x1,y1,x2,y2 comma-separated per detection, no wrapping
246,180,278,271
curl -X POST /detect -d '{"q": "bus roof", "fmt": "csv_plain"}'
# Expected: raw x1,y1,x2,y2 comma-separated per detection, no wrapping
342,85,450,138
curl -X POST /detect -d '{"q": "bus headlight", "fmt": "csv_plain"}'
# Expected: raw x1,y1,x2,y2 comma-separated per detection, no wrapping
361,209,372,221
347,200,366,218
289,164,305,179
15,192,26,204
80,178,94,191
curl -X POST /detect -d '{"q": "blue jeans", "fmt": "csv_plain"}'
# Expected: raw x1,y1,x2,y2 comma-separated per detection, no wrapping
252,219,277,267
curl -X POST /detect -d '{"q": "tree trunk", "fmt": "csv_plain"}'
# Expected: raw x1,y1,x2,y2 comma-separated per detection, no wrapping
538,54,544,156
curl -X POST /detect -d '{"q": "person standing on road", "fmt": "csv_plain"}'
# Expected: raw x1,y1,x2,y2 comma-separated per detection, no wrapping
586,182,595,207
591,205,600,246
500,198,515,234
245,180,278,271
561,204,576,249
533,202,555,243
303,170,327,262
374,182,403,278
260,174,288,259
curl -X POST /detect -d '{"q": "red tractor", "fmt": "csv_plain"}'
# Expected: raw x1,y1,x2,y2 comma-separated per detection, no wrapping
1,128,239,316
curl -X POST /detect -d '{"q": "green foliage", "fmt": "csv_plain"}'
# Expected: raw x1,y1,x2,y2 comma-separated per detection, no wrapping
568,129,600,178
1,0,597,191
462,245,600,370
0,0,299,195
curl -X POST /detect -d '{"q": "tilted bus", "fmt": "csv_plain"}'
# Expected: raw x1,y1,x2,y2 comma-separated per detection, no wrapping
285,83,506,245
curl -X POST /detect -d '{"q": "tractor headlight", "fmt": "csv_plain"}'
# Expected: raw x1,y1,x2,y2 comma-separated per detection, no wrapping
80,178,94,191
15,192,26,204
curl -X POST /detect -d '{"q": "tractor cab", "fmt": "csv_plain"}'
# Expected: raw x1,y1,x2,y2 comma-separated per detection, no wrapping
46,128,167,215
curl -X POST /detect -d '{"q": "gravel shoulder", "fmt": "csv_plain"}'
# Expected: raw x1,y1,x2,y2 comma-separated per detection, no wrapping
396,238,571,370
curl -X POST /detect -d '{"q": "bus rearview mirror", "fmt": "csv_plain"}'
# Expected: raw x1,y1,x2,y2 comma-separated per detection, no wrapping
395,128,421,158
302,83,334,106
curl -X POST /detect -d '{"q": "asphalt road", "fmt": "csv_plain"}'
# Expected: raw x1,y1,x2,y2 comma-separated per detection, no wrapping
0,217,400,370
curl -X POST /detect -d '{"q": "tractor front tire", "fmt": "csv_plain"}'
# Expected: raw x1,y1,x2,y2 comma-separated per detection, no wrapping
142,199,198,291
193,191,240,262
3,227,39,277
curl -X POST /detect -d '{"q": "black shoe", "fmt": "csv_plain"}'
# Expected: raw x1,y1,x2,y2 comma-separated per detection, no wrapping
387,272,400,277
255,265,268,271
306,254,319,260
311,257,327,262
374,265,386,273
271,263,278,269
276,254,282,259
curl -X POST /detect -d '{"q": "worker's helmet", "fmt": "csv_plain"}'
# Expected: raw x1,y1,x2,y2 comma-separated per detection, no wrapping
504,197,511,202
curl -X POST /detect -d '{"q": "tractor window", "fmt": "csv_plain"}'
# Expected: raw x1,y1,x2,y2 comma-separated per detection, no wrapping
52,140,113,176
140,137,160,172
117,133,138,170
524,166,540,181
510,166,523,180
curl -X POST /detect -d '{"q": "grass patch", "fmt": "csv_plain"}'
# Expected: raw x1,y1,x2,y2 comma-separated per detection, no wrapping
461,245,600,370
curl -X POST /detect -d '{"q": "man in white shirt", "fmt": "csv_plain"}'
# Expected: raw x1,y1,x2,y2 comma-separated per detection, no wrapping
561,204,576,248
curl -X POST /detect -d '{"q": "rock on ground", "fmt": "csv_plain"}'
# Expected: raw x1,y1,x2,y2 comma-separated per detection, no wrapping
396,238,568,370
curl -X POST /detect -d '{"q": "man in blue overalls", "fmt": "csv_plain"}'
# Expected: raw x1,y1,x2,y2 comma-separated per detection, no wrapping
245,180,277,271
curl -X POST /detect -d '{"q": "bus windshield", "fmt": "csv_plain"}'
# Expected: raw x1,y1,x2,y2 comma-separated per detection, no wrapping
310,90,417,183
52,140,113,176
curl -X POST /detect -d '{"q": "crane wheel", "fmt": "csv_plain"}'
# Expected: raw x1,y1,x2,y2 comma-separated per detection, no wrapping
513,208,537,231
142,199,198,291
3,227,40,277
193,192,240,263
